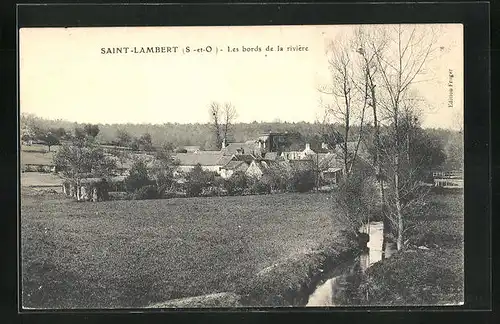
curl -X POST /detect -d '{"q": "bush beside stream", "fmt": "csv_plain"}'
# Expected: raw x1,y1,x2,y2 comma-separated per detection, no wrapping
348,193,464,306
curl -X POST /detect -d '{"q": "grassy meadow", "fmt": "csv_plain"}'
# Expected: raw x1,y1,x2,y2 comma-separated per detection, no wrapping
21,150,55,166
21,172,64,188
21,189,349,309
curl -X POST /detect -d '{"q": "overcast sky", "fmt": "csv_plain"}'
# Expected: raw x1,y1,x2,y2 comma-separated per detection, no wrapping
20,24,463,130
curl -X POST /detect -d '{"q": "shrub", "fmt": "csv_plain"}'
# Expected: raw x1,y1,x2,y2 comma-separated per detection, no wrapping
331,174,379,236
263,167,289,192
223,172,248,196
186,182,203,197
213,177,226,190
249,179,271,195
109,191,128,200
202,186,225,197
185,164,215,197
36,165,46,173
125,160,154,193
288,169,315,193
131,185,159,200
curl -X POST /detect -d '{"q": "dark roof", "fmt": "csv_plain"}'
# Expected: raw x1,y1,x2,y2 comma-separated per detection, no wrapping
232,154,255,164
317,153,344,169
263,152,279,160
222,161,248,171
289,159,314,169
173,153,233,166
222,143,258,155
259,160,289,169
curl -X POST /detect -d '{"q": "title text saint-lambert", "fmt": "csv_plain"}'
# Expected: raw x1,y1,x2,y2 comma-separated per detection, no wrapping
101,46,179,54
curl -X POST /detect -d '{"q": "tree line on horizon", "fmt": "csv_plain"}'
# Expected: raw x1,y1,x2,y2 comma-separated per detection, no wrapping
20,112,462,153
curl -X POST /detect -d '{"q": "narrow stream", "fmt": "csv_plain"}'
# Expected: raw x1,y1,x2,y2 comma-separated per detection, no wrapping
306,221,395,306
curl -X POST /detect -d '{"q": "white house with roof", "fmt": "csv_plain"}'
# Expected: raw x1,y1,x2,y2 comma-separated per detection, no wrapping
280,143,317,160
172,152,234,176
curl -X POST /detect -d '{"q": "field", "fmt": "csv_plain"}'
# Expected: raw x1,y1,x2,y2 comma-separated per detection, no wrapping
20,150,55,166
21,144,61,152
21,172,64,188
21,190,343,309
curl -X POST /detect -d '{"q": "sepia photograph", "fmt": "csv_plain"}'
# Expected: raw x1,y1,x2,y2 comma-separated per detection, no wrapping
19,23,464,309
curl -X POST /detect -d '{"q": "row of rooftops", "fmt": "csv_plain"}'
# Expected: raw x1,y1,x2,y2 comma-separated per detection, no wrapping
21,131,362,174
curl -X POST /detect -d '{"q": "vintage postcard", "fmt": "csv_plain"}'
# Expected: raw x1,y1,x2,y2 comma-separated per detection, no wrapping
19,24,464,309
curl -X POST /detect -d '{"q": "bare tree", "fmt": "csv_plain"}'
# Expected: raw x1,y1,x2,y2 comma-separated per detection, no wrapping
318,34,373,239
209,101,237,149
209,102,222,149
222,102,237,143
367,24,439,250
319,36,368,178
353,25,391,257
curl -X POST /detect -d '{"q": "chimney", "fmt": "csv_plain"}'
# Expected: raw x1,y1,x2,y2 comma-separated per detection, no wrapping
305,143,311,150
222,138,227,149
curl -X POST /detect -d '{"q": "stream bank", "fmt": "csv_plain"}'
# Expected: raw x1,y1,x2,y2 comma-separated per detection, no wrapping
306,221,391,306
235,230,363,307
147,229,363,308
305,193,464,306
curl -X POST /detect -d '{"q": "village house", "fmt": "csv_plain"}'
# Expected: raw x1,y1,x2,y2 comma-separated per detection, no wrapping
172,152,234,176
432,170,464,189
231,154,256,164
281,151,303,160
335,140,371,161
300,143,316,159
220,160,249,179
256,132,290,153
245,160,270,179
316,153,344,184
280,143,330,161
262,152,279,161
184,146,201,153
221,140,261,157
278,141,372,185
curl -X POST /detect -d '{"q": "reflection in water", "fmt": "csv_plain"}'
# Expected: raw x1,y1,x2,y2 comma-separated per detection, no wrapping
306,221,390,307
359,221,384,271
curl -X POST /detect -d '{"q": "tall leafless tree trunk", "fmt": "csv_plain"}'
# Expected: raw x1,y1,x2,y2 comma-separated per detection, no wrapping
209,101,237,149
369,24,438,251
209,102,222,149
223,102,237,143
319,35,370,238
353,26,393,256
320,37,367,179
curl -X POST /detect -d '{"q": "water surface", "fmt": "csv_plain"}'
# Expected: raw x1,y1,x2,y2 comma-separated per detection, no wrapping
306,221,390,307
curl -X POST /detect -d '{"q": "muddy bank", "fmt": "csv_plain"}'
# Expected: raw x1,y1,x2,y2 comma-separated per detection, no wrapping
306,221,386,306
234,231,362,307
147,231,362,308
147,292,243,308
